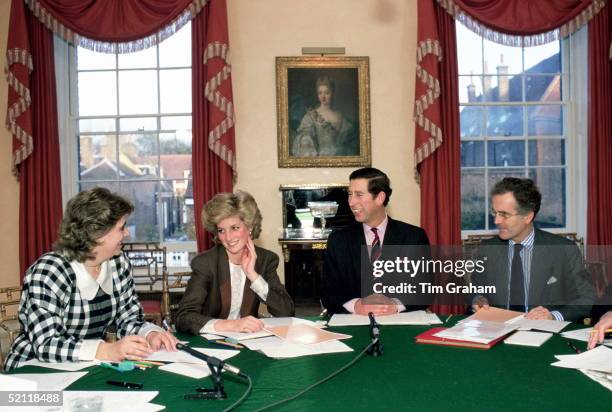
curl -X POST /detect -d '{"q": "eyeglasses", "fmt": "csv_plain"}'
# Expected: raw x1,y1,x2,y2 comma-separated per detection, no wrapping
490,209,522,219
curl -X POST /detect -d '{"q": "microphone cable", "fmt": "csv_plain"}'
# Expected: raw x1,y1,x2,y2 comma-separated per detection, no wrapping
222,374,253,412
252,339,378,412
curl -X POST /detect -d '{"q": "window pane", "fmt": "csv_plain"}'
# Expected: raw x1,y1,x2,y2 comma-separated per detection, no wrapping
160,69,191,113
528,168,566,228
79,118,116,133
527,105,563,136
79,135,118,180
159,132,192,179
483,42,522,74
526,75,561,102
118,47,157,69
524,42,560,73
78,72,117,116
120,117,158,132
461,170,486,230
119,134,159,178
456,22,483,74
487,140,524,166
459,75,483,103
481,74,522,102
161,116,191,130
460,106,484,138
77,47,115,70
461,141,484,167
486,106,523,136
159,22,191,68
528,139,565,166
118,70,158,115
120,182,160,242
162,179,196,242
79,181,118,193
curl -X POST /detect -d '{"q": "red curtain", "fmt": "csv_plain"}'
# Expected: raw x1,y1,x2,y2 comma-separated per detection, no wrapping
587,3,612,247
29,0,193,42
192,0,235,252
443,0,602,35
415,0,463,314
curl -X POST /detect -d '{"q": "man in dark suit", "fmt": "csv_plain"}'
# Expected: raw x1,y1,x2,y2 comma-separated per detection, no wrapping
321,167,430,315
473,178,594,322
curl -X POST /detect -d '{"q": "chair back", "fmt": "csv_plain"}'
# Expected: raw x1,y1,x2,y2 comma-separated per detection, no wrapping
0,286,22,369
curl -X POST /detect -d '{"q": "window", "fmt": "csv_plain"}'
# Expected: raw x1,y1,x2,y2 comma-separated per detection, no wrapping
67,23,195,249
457,21,574,233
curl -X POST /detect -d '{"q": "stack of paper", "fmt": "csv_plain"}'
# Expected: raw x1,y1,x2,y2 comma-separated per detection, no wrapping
551,345,612,373
504,331,553,347
205,317,322,341
265,324,351,344
508,317,570,333
329,310,442,327
561,328,612,345
151,347,239,379
22,359,97,371
434,320,518,345
240,336,353,358
464,308,570,333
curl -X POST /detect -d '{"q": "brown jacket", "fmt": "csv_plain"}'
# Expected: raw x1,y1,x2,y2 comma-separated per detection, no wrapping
175,244,294,334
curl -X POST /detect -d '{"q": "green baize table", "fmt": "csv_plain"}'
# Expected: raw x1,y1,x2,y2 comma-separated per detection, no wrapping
9,319,612,411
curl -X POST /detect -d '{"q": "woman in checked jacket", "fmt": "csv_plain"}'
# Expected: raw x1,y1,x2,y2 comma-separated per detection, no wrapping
4,188,178,371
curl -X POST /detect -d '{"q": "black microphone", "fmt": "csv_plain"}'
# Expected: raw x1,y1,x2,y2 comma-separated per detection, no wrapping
368,312,380,340
176,343,243,377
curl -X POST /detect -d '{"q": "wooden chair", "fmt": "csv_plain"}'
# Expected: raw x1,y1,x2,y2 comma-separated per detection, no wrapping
122,243,170,326
166,271,191,325
0,286,22,369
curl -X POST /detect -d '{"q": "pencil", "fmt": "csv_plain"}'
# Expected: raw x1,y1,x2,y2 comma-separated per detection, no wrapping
588,328,612,334
445,314,453,323
212,340,244,349
137,360,165,366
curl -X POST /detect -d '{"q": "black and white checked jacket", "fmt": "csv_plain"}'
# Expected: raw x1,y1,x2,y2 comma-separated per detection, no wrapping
4,252,148,371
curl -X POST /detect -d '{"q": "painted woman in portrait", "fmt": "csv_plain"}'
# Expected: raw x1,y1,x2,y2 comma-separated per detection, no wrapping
291,76,358,157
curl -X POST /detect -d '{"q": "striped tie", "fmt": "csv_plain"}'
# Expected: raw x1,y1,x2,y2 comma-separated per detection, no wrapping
371,227,381,262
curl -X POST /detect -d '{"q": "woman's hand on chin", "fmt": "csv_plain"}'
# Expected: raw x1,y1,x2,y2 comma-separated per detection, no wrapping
215,316,264,333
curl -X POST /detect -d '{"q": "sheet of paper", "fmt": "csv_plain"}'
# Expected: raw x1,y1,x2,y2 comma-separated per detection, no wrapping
508,317,570,333
581,369,612,391
0,374,38,391
561,327,612,345
201,333,224,340
551,345,612,373
21,359,97,371
56,391,161,412
329,311,441,327
258,338,353,359
7,372,87,391
504,331,553,347
145,347,239,364
211,317,321,341
264,324,351,344
462,307,524,323
434,320,518,344
158,362,212,379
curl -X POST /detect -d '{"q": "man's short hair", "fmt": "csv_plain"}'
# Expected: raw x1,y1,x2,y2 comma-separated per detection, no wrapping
349,167,392,206
491,177,541,217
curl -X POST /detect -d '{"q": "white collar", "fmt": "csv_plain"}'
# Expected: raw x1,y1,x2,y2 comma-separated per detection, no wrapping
70,260,113,300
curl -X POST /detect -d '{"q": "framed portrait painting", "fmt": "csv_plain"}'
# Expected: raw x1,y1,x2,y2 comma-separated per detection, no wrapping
276,56,371,168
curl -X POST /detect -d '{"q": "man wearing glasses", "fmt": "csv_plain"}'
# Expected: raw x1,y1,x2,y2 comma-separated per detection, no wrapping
472,177,594,322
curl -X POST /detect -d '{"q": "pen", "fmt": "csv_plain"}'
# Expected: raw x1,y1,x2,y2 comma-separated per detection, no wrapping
137,360,165,366
212,339,244,349
566,341,582,354
445,314,453,323
106,380,143,389
162,319,172,331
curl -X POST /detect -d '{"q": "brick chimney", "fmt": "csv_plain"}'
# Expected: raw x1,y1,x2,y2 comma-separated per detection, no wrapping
483,61,491,98
497,54,509,101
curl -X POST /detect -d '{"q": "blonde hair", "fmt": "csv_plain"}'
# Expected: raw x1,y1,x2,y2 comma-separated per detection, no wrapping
202,191,263,242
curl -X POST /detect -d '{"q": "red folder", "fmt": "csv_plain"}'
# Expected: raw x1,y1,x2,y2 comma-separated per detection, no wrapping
415,327,505,350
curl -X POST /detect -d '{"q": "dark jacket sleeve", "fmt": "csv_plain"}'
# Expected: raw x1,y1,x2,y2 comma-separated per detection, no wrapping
258,250,294,316
321,231,351,314
174,257,214,335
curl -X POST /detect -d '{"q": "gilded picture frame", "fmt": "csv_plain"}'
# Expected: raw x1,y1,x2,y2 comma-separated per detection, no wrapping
276,56,371,168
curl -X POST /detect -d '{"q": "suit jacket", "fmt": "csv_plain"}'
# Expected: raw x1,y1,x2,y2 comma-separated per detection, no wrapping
321,218,430,314
477,228,594,322
175,244,294,335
